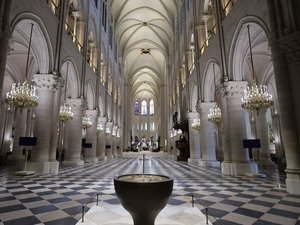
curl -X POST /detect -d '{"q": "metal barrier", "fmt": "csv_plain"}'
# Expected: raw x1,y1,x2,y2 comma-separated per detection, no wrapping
191,194,223,225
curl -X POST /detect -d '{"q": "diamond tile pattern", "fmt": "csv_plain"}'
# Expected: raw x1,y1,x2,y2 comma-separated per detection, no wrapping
0,156,299,225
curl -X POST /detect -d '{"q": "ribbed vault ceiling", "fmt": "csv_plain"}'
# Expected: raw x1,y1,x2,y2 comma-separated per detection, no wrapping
111,0,178,101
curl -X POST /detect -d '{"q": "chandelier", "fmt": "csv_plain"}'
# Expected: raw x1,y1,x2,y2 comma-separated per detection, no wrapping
191,118,201,130
241,25,273,111
208,105,222,124
82,114,92,129
5,23,38,108
97,121,104,133
59,103,73,121
208,63,222,125
59,62,73,121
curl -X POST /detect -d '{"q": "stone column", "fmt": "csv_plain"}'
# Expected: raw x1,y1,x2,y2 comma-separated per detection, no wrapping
267,0,300,195
0,0,12,98
112,125,118,158
187,112,201,163
202,15,211,46
63,98,85,166
72,11,79,42
97,116,107,160
8,108,28,169
48,78,63,173
199,102,220,167
105,121,113,159
221,81,258,175
84,109,98,163
27,74,58,174
76,20,85,51
255,111,274,167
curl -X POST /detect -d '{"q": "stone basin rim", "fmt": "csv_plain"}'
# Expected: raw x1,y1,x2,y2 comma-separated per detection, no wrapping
114,174,173,183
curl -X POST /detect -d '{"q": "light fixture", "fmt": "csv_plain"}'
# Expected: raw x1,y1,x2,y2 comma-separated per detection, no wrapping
82,114,92,129
5,23,38,108
241,25,273,111
208,63,222,125
97,121,104,133
191,118,201,130
59,62,73,121
208,106,222,124
106,126,111,134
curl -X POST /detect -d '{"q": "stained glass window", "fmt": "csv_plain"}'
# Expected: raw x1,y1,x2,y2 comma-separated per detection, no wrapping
150,99,154,115
134,99,139,115
141,99,147,115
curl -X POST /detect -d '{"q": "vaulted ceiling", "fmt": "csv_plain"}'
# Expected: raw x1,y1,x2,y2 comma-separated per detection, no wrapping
111,0,178,101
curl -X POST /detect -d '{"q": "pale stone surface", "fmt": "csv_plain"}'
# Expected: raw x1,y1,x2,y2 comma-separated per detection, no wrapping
76,204,212,225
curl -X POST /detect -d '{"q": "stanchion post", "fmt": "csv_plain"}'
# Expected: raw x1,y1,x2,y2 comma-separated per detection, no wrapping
82,205,85,222
143,154,145,174
97,193,99,206
206,207,208,224
192,194,194,207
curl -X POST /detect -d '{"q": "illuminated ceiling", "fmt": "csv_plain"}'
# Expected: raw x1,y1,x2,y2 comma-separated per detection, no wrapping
111,0,178,101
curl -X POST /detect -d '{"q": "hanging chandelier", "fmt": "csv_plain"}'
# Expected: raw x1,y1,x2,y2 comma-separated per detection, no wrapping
59,103,73,121
191,118,201,130
241,25,273,111
241,82,273,111
208,105,222,124
97,121,104,133
208,63,222,125
59,62,73,121
82,114,92,129
5,23,38,108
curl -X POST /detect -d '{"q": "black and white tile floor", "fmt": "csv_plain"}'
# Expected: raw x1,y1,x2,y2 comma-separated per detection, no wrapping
0,156,300,225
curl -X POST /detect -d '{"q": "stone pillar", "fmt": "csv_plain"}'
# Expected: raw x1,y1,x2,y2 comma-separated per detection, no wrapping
48,78,63,174
220,88,231,163
27,74,58,174
72,11,79,42
105,121,113,159
199,102,220,167
255,111,274,167
97,116,107,160
85,109,99,163
76,20,85,51
202,15,211,46
112,125,118,158
0,0,12,98
63,98,85,166
8,108,28,169
267,0,300,195
221,81,258,175
187,112,201,163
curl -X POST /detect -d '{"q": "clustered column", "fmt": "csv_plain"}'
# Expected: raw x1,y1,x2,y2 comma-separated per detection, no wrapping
221,81,258,176
199,102,219,167
85,109,99,163
187,111,201,163
27,74,58,174
64,98,85,166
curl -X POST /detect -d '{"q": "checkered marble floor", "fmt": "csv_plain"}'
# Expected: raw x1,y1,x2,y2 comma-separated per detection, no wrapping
0,156,300,225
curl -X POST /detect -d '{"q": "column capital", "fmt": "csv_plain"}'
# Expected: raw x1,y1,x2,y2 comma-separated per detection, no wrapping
66,98,86,110
187,112,199,120
222,81,248,97
279,32,300,63
86,109,99,118
199,102,217,111
98,116,107,124
33,74,59,92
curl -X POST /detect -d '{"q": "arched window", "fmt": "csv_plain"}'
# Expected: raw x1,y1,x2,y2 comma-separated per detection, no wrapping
150,99,154,115
141,99,147,115
134,99,139,115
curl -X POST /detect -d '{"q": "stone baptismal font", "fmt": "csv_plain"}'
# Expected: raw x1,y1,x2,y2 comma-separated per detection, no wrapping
114,174,173,225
